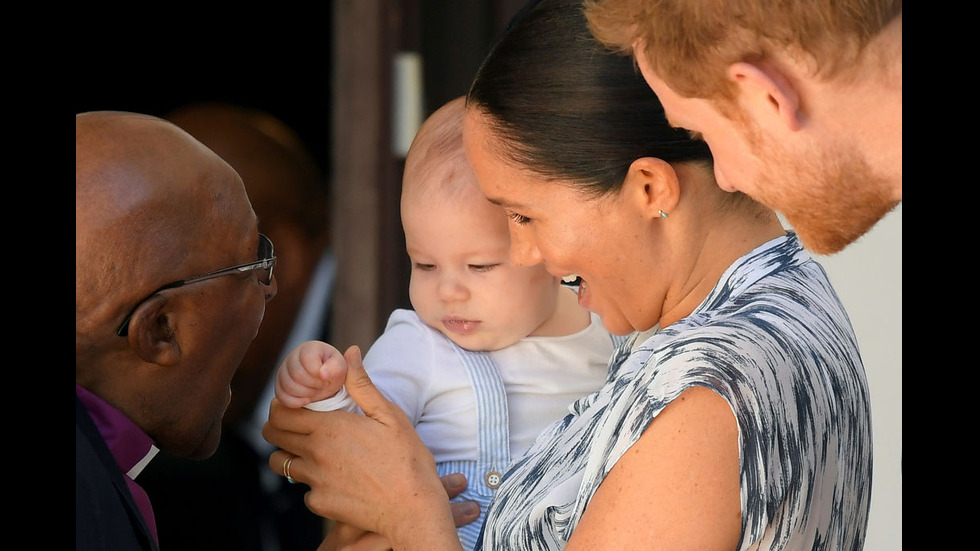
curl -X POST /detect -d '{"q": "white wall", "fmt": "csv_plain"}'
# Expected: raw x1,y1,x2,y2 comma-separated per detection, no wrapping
806,204,903,550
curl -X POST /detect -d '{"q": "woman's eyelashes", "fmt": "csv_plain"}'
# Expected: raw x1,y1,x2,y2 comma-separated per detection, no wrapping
508,211,531,225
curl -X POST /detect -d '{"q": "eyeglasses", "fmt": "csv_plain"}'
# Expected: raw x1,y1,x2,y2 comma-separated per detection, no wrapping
115,233,276,337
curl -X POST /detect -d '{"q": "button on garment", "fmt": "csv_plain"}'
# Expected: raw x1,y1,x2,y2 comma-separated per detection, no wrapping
485,471,503,489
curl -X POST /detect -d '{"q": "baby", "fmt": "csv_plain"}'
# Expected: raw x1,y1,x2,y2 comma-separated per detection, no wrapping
274,96,622,550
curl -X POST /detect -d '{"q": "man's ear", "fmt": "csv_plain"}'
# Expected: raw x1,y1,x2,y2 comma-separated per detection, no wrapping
623,157,679,219
126,295,181,367
728,61,802,132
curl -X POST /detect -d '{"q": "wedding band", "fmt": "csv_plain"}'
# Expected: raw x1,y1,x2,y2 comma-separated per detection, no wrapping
283,456,296,484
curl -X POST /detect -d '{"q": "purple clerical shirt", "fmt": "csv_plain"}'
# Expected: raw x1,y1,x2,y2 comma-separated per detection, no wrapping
76,383,159,545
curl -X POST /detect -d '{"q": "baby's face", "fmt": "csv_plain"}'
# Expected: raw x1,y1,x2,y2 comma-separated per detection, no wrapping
403,185,559,352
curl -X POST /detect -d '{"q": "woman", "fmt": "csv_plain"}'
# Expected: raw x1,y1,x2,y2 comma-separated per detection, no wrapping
263,0,873,548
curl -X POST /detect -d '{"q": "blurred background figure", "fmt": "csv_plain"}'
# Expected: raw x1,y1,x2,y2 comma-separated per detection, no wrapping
139,102,335,551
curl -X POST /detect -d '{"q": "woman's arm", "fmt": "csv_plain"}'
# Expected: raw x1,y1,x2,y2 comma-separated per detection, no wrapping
263,346,464,551
566,386,742,550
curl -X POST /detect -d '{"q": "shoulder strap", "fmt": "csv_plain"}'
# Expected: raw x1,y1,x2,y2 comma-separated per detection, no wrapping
451,345,510,487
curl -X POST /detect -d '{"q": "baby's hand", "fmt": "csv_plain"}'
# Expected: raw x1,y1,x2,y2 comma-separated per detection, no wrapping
275,340,349,408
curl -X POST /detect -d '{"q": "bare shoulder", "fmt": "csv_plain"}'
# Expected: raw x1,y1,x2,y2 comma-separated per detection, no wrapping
567,386,741,550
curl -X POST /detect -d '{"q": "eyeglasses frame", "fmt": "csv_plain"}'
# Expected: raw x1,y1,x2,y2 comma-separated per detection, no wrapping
115,233,276,337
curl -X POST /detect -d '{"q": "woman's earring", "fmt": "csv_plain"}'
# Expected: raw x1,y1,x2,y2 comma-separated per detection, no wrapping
658,209,669,219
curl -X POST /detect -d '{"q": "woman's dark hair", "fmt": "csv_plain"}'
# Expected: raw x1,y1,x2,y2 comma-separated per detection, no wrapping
467,0,712,197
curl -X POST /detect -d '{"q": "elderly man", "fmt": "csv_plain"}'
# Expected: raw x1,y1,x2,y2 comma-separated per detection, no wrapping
138,102,334,551
76,111,277,550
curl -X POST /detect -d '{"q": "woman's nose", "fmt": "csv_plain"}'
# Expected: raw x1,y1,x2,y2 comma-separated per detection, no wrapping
509,229,543,267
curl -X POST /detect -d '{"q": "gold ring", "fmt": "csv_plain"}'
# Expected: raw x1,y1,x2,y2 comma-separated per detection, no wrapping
283,456,296,484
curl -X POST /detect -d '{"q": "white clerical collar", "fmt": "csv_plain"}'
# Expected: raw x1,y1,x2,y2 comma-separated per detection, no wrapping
127,445,160,480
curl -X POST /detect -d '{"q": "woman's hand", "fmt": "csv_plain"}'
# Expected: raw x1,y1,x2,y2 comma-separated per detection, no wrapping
317,473,480,551
317,522,390,551
263,345,464,551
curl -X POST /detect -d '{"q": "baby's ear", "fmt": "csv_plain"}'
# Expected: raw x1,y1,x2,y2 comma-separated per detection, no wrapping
128,295,181,367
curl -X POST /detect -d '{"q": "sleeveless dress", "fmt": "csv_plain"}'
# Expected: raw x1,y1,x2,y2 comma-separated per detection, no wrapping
477,233,873,550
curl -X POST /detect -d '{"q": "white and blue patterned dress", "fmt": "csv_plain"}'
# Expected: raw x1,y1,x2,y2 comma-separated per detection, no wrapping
477,233,873,550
